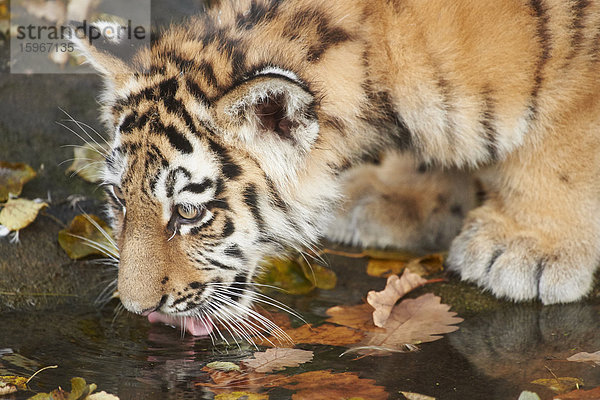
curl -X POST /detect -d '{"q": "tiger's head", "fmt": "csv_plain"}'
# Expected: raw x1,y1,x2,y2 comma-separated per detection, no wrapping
69,2,372,338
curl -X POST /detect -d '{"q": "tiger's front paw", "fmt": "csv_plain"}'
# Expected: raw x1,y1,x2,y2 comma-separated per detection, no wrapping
447,206,598,304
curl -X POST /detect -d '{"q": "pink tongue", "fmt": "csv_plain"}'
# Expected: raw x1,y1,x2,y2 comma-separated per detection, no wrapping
147,312,213,337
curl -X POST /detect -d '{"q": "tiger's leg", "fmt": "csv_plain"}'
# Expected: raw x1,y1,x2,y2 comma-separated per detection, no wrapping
447,96,600,304
326,151,478,251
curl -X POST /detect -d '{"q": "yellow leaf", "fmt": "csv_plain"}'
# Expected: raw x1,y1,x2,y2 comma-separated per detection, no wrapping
531,377,584,394
66,143,107,183
58,214,117,259
405,253,445,276
0,161,36,202
0,198,47,231
366,258,408,278
257,257,314,295
0,375,28,392
298,258,337,290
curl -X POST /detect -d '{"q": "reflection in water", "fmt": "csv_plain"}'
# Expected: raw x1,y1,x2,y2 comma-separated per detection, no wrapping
449,302,600,397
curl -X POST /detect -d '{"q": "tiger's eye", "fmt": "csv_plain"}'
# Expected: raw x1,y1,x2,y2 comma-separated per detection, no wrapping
177,205,200,220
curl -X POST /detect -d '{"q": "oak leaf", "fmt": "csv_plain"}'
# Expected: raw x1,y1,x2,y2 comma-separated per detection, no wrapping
325,303,383,332
566,351,600,366
350,293,463,356
242,348,313,373
0,198,47,231
367,269,427,327
0,161,36,202
265,370,388,400
258,324,363,348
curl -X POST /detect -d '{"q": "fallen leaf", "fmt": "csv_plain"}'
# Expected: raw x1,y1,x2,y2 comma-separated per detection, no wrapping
567,351,600,365
197,366,282,392
366,258,409,278
0,161,36,202
258,324,364,348
325,303,383,332
206,362,241,372
66,143,108,183
518,392,541,400
531,377,584,394
554,386,600,399
401,392,436,400
0,375,27,395
257,257,314,295
404,253,445,276
27,376,115,400
242,348,313,373
350,293,463,356
264,370,388,400
0,198,47,231
298,259,337,290
367,270,427,328
58,214,117,259
214,392,268,400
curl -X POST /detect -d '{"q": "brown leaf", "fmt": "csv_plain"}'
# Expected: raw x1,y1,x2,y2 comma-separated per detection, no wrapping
58,214,117,259
0,161,36,202
367,269,427,327
531,377,584,394
242,348,313,373
352,293,463,356
0,198,47,231
197,367,283,392
258,324,364,347
325,303,383,332
566,351,600,365
405,253,445,276
554,386,600,399
264,370,388,400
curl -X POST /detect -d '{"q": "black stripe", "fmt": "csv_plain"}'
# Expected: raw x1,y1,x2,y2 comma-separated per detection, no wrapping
222,217,235,238
180,178,214,194
283,8,352,62
480,89,498,160
362,87,413,150
119,112,137,134
185,78,210,105
198,61,219,88
207,138,242,180
228,272,249,303
162,124,193,154
242,184,264,231
265,177,287,211
235,0,281,30
205,199,230,211
529,0,552,120
566,0,590,61
207,257,237,271
224,244,244,259
165,167,191,198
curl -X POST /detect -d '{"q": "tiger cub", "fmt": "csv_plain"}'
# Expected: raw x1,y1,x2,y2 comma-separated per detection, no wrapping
75,0,600,335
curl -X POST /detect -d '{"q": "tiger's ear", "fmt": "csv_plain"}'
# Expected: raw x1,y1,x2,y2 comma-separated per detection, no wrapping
69,20,136,80
214,71,319,154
